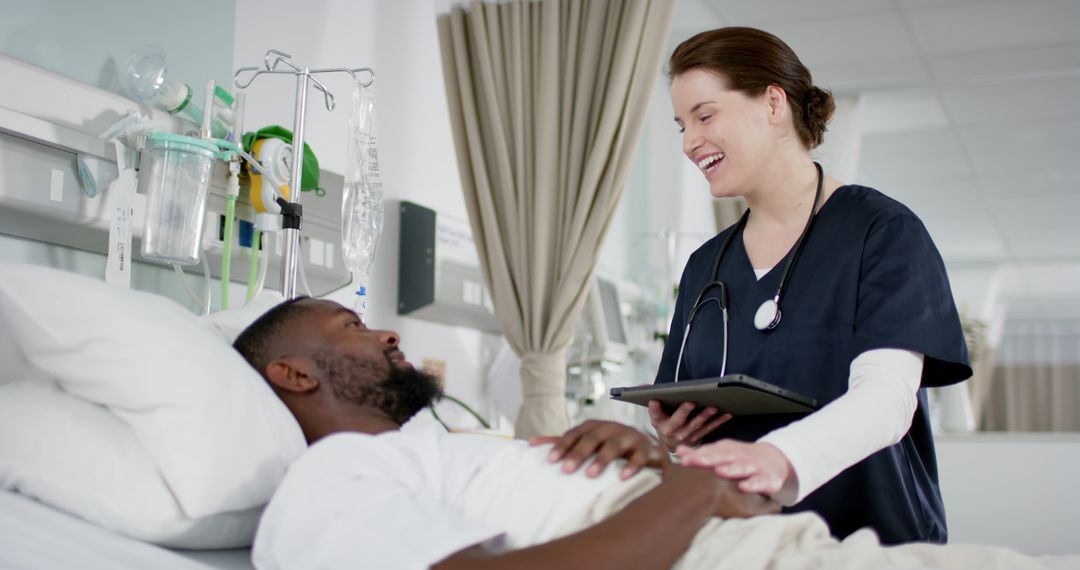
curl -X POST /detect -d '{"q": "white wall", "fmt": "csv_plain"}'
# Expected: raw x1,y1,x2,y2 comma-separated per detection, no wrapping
935,434,1080,555
0,0,235,103
232,0,503,425
810,95,864,184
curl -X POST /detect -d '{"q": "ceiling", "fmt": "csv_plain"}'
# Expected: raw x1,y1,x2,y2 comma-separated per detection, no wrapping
668,0,1080,319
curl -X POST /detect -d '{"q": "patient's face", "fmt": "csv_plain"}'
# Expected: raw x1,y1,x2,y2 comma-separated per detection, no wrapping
296,299,410,370
296,300,441,424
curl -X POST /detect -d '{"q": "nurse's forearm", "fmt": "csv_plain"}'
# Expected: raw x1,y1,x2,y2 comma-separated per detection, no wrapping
759,348,922,505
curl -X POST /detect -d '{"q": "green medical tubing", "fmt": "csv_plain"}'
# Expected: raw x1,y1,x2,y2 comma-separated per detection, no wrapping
212,138,242,156
428,395,491,431
221,195,237,310
247,230,261,302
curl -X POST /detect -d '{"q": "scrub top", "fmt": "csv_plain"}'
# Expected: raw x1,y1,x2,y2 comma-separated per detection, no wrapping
656,185,972,545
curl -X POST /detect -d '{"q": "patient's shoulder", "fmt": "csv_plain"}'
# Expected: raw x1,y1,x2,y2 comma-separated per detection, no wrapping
296,430,438,483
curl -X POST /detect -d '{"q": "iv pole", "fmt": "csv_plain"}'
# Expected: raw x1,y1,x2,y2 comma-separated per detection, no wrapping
234,49,375,299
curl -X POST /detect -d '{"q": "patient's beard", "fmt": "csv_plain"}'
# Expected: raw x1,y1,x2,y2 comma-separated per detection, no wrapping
314,350,442,425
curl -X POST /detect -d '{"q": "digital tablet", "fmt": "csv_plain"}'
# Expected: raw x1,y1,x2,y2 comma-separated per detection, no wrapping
609,374,818,415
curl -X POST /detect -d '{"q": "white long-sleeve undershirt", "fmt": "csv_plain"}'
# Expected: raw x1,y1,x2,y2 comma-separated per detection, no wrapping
750,268,923,506
758,348,923,506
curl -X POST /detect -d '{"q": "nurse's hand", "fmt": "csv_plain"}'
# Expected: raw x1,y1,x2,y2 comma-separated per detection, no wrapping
661,464,781,519
529,420,668,480
647,401,733,453
676,439,794,496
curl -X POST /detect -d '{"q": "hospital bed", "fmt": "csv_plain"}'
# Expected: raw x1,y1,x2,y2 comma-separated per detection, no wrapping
0,490,251,570
0,262,300,569
0,53,322,568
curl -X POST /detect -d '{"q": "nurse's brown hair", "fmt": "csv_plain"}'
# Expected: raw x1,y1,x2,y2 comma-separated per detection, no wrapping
669,27,835,150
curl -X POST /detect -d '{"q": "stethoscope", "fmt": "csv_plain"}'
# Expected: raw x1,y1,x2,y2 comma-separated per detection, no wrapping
673,162,824,382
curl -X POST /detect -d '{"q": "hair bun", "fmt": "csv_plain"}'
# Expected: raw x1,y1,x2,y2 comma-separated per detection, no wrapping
804,86,835,148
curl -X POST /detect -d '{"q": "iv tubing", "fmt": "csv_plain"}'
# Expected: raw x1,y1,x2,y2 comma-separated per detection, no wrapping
200,80,216,140
221,164,240,310
174,264,202,310
246,230,261,302
248,232,270,301
254,245,269,298
99,112,145,141
172,257,212,316
200,253,212,316
221,193,236,310
298,254,314,297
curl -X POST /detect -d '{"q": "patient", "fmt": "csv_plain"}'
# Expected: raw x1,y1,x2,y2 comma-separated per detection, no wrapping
235,298,1066,570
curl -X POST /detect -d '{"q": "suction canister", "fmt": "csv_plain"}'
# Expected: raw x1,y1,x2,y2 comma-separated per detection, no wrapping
140,133,217,265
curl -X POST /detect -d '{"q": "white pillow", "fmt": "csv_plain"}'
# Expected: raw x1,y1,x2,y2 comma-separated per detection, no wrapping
0,306,48,387
0,380,260,548
0,264,305,532
205,290,285,343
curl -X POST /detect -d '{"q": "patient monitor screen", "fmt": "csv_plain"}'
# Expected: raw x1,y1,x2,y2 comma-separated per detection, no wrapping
597,278,627,345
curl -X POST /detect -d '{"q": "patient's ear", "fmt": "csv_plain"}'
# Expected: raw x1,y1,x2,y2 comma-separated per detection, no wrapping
265,357,320,394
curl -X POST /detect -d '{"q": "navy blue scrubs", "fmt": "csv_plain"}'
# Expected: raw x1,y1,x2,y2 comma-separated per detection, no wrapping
656,185,972,545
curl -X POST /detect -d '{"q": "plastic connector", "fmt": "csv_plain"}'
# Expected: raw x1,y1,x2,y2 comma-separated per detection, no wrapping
255,212,280,233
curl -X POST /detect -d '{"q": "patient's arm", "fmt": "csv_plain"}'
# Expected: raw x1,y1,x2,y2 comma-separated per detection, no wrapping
433,464,779,570
529,419,668,480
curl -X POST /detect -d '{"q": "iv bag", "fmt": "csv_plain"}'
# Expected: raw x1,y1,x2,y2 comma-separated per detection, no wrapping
341,80,384,306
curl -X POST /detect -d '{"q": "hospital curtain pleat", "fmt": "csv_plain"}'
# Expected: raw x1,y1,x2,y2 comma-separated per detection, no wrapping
978,322,1080,432
981,363,1080,431
712,198,748,234
966,346,997,427
437,0,674,437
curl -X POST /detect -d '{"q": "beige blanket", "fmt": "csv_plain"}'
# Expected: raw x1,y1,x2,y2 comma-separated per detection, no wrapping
463,443,1076,569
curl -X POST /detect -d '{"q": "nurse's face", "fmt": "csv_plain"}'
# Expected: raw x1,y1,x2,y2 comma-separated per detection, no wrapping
671,68,776,198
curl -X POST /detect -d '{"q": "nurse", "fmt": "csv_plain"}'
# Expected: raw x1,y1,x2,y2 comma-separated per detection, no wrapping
649,27,972,545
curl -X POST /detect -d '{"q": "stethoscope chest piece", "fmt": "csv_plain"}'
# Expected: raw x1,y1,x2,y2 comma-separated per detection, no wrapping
673,162,823,380
754,298,782,331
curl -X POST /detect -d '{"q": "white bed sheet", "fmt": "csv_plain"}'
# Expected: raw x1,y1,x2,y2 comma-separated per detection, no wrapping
0,491,253,570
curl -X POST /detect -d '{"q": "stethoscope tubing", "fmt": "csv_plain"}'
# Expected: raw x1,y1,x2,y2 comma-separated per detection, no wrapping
673,301,728,382
671,162,823,383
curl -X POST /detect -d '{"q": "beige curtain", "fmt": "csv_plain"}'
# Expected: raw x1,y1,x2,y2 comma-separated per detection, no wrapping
978,322,1080,432
437,0,674,437
712,197,748,233
980,363,1080,431
967,345,996,426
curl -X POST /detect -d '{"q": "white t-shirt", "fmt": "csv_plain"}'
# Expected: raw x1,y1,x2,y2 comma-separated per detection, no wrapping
252,421,646,570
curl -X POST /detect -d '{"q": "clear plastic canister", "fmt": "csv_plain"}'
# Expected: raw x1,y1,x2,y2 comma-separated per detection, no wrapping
140,133,218,265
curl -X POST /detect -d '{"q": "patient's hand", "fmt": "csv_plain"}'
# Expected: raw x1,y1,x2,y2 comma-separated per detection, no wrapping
663,464,781,519
530,420,668,480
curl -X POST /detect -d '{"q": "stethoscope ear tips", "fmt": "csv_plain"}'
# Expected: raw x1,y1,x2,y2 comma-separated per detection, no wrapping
754,299,782,331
